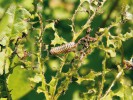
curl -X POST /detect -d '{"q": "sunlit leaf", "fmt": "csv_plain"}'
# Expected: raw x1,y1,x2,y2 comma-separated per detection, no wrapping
0,4,31,46
104,48,116,57
51,32,66,46
37,86,44,93
0,4,16,46
5,58,10,74
49,77,57,95
80,0,88,3
29,74,42,83
45,22,55,30
48,60,60,71
123,31,133,40
76,71,101,84
125,12,133,20
0,50,6,75
6,47,13,56
16,45,25,58
0,98,7,100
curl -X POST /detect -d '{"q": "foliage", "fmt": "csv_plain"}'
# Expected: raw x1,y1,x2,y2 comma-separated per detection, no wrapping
0,0,133,100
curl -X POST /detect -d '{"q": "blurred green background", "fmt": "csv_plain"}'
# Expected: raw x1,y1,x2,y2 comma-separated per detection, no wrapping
0,0,133,100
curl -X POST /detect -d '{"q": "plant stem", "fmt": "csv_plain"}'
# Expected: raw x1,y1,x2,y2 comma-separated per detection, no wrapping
38,13,50,100
71,2,83,34
72,0,107,42
53,54,68,99
101,69,123,99
97,54,106,100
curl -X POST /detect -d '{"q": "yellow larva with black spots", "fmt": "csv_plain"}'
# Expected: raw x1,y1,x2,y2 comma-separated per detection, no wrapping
50,42,77,55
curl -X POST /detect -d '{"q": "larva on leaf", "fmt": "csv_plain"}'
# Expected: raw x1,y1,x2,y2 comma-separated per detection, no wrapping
50,42,77,55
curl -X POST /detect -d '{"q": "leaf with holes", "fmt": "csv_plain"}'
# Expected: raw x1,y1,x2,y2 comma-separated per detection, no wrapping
51,32,66,46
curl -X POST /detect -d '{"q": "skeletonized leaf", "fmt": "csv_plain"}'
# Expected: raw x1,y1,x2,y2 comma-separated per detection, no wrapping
0,4,31,46
51,32,66,46
104,48,116,57
123,31,133,40
45,22,55,30
0,4,16,46
29,74,42,83
76,71,101,84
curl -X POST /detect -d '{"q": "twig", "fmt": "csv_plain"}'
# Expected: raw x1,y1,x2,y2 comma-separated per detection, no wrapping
101,69,123,99
71,2,83,34
97,56,106,100
38,13,50,100
72,0,107,41
51,54,68,99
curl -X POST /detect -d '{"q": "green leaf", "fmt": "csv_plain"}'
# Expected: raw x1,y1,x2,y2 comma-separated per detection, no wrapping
125,12,133,20
16,45,25,58
120,76,132,87
123,31,133,40
76,71,102,84
57,77,70,94
29,74,42,83
0,50,6,75
72,91,83,100
107,33,123,49
124,5,133,20
49,77,57,87
5,58,10,74
0,4,16,46
107,39,122,49
37,86,47,94
8,66,35,100
45,22,55,30
0,4,31,46
104,48,116,57
11,7,31,40
37,86,44,93
105,76,133,100
49,77,57,95
6,47,13,56
51,32,66,46
80,0,88,3
48,60,60,71
103,91,114,100
0,47,12,74
112,85,133,100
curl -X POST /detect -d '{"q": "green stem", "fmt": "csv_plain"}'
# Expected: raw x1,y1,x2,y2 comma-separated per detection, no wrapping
54,77,71,100
52,54,68,99
101,69,123,99
71,2,83,34
38,13,50,100
97,54,106,100
72,0,107,42
54,55,82,99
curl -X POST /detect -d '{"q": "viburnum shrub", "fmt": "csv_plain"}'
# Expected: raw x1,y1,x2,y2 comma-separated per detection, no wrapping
0,0,133,100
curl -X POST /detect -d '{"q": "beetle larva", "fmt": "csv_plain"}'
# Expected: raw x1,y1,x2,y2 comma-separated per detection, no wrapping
50,42,77,55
